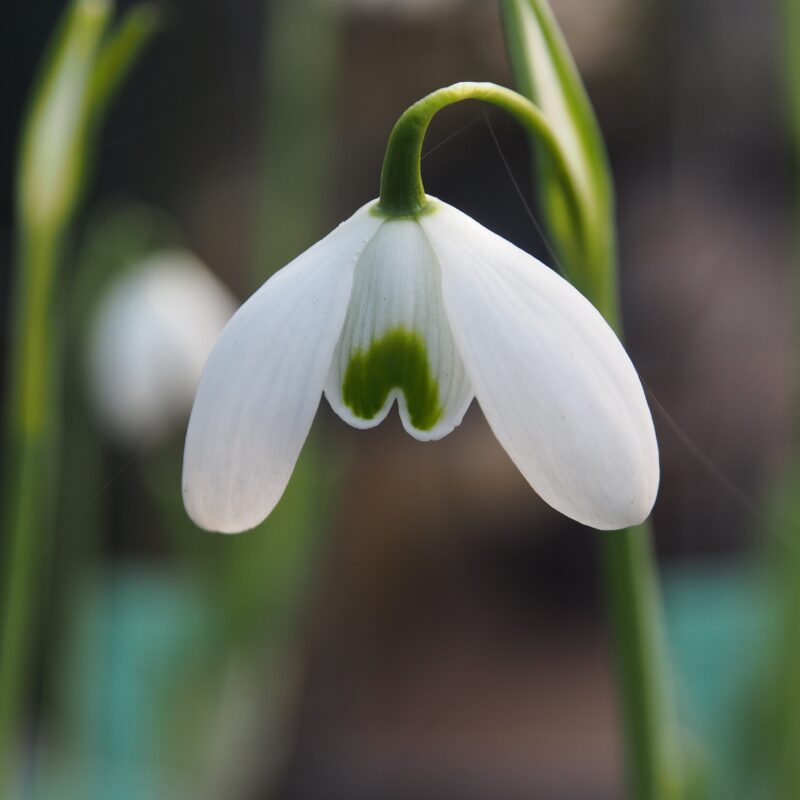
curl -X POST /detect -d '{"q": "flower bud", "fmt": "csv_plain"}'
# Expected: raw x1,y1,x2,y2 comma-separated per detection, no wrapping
87,251,236,447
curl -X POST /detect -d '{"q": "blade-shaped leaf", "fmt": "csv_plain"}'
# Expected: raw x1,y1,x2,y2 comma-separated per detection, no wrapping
501,0,618,320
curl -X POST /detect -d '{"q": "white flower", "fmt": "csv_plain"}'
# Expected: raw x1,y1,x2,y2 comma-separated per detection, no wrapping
183,197,658,533
88,251,237,446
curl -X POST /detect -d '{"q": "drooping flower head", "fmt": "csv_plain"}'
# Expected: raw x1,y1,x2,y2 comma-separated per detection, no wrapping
183,83,658,533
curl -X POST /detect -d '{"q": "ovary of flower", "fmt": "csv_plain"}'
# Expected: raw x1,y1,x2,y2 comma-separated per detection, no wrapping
182,197,658,533
88,252,237,446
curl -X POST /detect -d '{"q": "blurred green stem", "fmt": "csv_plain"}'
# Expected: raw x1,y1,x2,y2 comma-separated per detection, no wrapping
0,229,61,781
257,0,340,277
741,0,800,797
168,1,343,794
0,1,157,787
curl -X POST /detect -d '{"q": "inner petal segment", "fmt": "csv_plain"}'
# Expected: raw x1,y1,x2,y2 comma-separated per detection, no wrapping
324,217,472,441
342,327,442,431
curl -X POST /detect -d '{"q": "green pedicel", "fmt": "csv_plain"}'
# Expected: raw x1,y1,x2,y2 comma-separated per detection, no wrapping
342,328,442,431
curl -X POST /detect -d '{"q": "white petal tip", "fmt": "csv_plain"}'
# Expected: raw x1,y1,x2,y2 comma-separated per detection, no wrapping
570,459,660,531
180,201,382,538
422,199,660,535
590,501,656,532
182,485,274,535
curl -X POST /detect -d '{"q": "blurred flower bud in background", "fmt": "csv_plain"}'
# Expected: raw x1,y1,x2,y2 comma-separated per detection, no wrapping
86,251,236,447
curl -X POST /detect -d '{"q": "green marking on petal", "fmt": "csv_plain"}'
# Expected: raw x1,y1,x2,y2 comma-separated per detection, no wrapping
342,327,442,431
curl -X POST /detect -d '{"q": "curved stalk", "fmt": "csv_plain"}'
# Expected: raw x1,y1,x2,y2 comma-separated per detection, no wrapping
377,81,585,240
379,74,681,799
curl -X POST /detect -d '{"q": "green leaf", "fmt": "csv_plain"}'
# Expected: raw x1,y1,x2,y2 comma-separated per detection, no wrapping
501,0,618,320
17,0,111,237
89,2,162,122
16,0,160,240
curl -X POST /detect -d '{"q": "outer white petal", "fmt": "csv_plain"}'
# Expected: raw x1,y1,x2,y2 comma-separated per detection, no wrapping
183,203,382,533
420,199,658,530
324,218,473,441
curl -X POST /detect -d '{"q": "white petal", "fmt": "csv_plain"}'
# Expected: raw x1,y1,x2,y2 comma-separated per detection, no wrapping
324,218,473,441
420,200,658,530
183,203,382,533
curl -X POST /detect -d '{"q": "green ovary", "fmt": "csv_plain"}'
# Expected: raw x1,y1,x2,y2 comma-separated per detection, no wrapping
342,327,443,431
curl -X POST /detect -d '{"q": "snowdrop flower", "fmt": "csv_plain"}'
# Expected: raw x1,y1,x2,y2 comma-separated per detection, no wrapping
183,82,658,533
88,251,237,446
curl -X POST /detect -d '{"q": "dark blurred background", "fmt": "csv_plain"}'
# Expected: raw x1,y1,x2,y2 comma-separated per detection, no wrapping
1,0,789,797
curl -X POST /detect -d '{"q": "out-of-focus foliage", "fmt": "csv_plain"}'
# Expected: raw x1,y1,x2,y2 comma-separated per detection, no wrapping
18,0,159,239
0,2,158,791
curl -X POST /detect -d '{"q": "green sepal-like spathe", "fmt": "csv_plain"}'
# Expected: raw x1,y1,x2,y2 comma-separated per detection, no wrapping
501,0,619,322
17,0,160,240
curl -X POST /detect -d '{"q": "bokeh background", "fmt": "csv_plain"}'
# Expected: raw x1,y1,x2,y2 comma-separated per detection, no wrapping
1,0,791,798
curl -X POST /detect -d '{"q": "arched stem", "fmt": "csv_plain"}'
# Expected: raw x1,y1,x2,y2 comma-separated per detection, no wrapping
377,81,584,235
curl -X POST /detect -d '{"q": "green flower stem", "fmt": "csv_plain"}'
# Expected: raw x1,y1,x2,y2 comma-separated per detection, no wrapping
497,2,680,790
597,256,679,798
87,3,160,120
257,0,340,277
378,81,584,237
0,2,157,787
0,229,62,786
382,77,679,799
602,524,680,799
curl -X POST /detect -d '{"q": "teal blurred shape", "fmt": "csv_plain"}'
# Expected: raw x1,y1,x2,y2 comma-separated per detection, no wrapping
663,559,769,798
34,565,209,800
